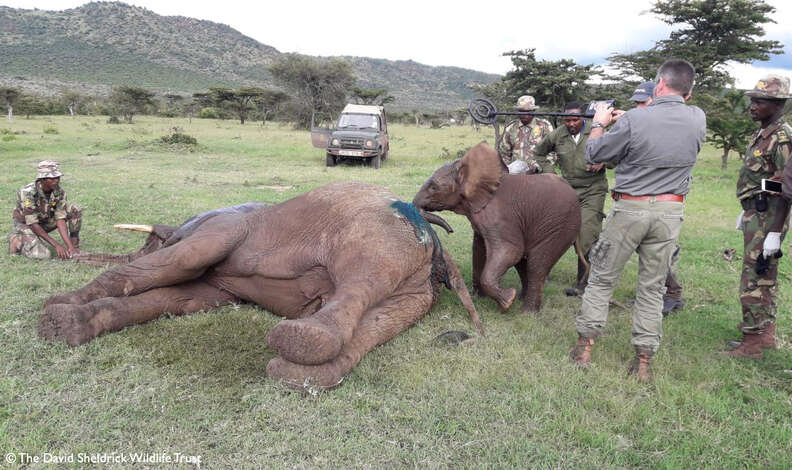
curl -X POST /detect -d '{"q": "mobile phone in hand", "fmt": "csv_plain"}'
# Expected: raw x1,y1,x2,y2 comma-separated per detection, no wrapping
761,179,782,193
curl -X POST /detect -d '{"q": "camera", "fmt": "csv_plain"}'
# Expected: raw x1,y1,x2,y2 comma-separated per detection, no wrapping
761,178,782,193
584,100,615,117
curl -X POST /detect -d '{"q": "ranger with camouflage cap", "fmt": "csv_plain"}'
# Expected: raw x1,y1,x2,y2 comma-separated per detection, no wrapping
498,95,553,172
725,74,792,358
8,160,82,260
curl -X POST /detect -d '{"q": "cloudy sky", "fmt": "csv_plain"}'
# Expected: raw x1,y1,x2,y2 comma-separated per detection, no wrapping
4,0,791,87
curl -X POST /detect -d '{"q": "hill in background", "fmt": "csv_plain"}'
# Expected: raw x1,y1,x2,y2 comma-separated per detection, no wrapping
0,2,500,111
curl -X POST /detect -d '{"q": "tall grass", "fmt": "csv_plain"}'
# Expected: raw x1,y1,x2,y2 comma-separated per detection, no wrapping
0,116,790,469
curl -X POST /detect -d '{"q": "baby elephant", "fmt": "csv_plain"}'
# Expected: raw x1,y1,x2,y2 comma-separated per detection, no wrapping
40,182,483,391
413,142,581,313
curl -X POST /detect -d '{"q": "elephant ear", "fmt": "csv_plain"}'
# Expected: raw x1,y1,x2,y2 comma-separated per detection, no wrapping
458,142,505,213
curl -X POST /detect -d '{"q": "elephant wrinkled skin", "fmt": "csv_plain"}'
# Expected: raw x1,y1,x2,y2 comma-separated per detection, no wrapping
413,142,581,313
40,182,482,390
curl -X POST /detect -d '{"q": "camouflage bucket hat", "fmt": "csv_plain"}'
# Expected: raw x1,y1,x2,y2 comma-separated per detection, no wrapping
36,160,63,179
517,95,538,111
745,74,791,100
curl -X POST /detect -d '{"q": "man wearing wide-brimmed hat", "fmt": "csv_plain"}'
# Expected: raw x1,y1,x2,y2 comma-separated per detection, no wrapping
8,160,82,260
498,95,553,172
725,74,792,358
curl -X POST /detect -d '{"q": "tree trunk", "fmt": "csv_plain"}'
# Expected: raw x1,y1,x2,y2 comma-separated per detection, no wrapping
7,105,13,123
721,146,730,170
68,104,74,117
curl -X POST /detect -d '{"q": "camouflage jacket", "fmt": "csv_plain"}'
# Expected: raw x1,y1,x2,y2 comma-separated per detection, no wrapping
13,180,68,226
737,116,792,201
498,118,553,166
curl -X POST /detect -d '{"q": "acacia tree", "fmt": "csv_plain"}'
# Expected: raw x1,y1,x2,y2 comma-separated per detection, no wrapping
61,90,84,117
350,87,394,106
500,49,599,110
269,54,356,128
695,89,756,169
110,86,155,122
0,87,21,123
607,0,784,90
253,90,289,125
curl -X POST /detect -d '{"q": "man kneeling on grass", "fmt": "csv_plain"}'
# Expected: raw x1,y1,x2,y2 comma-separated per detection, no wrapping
8,160,82,260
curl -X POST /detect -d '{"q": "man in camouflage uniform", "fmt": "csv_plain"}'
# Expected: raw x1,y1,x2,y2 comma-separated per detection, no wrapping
534,101,607,296
724,75,792,358
8,160,82,260
498,95,553,172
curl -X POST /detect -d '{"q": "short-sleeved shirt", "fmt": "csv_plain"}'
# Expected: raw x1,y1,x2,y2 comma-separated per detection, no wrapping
738,116,792,201
14,180,68,225
499,118,553,165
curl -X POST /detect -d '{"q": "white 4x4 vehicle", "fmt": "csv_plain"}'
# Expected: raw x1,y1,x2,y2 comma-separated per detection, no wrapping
311,104,390,169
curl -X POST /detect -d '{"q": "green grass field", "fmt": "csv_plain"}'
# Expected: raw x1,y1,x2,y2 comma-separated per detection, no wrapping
1,115,790,469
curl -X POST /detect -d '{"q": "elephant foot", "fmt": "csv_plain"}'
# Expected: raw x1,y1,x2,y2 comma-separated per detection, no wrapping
266,357,345,392
44,284,107,307
520,303,540,315
497,288,517,312
38,303,97,346
267,318,343,365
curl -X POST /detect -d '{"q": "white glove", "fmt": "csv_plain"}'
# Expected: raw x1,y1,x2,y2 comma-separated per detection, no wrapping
735,210,744,230
763,232,782,258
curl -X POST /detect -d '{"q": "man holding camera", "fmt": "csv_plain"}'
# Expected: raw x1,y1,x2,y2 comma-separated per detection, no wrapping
726,75,792,358
568,59,706,382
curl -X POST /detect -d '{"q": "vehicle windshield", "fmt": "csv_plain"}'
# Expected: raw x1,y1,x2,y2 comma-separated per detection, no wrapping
338,113,379,129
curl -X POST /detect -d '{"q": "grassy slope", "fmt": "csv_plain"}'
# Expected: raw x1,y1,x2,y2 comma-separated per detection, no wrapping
0,116,790,469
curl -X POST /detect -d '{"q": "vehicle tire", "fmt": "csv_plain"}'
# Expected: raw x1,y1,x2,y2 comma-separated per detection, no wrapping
326,153,336,167
371,153,381,169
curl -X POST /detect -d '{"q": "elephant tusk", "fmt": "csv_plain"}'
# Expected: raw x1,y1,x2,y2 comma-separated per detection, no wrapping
113,224,154,233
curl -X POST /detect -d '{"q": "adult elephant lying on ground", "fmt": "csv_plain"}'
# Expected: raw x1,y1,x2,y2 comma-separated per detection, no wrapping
72,202,270,266
40,182,483,390
413,142,581,313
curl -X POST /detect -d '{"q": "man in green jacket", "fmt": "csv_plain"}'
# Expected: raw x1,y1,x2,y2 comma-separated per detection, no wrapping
534,101,608,295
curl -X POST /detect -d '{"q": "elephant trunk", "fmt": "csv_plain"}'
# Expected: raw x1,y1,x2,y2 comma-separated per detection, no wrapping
418,208,454,234
441,248,485,337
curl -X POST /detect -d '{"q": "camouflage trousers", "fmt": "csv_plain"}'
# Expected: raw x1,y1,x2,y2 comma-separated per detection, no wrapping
738,206,787,333
577,199,683,353
8,205,82,260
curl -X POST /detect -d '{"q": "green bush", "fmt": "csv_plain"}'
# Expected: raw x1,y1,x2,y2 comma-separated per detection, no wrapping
0,128,10,135
198,107,220,119
107,116,121,124
2,135,16,142
159,132,197,145
43,126,59,134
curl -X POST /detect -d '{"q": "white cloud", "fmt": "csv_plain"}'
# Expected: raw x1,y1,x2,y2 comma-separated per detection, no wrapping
4,0,790,80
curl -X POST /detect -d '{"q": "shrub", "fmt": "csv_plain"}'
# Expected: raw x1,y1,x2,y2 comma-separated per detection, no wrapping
2,135,16,142
160,133,197,145
43,126,59,134
107,116,121,124
0,128,10,135
198,107,220,119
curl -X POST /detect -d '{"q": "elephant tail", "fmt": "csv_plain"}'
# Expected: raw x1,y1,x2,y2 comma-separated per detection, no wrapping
441,248,485,337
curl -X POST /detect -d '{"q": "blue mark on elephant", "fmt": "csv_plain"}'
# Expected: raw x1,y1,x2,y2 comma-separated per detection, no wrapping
390,200,450,288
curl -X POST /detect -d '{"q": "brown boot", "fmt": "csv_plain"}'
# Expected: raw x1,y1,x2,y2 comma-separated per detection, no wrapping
569,334,594,367
8,234,22,255
726,322,776,352
720,331,764,359
627,346,653,383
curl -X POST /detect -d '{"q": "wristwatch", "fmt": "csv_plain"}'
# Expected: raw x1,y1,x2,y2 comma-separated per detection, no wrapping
591,122,605,129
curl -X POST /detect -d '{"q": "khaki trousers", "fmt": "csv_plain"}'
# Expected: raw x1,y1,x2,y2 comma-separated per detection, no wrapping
576,198,684,352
